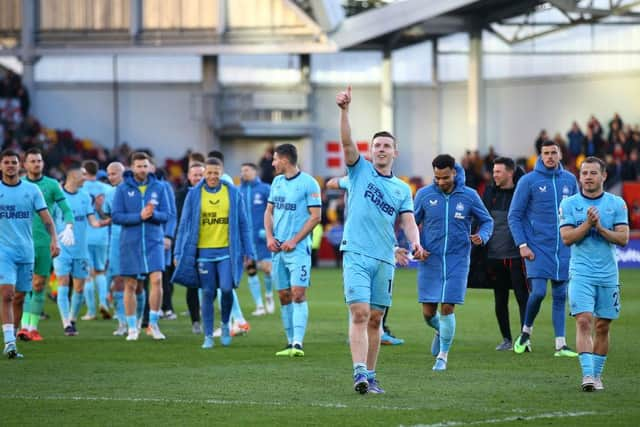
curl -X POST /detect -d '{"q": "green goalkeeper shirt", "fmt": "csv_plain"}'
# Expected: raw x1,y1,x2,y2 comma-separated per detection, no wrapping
21,175,74,246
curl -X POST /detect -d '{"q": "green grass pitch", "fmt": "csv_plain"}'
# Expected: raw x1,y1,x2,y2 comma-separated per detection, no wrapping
1,268,639,426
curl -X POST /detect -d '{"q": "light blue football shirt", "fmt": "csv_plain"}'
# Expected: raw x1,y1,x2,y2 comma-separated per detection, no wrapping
0,180,47,262
83,179,111,245
103,183,121,243
58,188,94,259
268,171,321,250
559,191,628,285
340,155,413,265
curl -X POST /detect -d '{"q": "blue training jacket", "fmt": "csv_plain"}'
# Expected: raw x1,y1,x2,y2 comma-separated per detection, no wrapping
239,177,271,260
508,157,578,280
158,176,177,266
414,164,494,298
111,171,170,275
172,179,256,288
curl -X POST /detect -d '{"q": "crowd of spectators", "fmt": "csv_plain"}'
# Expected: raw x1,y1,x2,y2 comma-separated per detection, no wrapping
3,65,640,231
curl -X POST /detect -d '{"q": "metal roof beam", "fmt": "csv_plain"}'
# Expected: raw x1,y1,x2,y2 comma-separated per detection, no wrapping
330,0,477,49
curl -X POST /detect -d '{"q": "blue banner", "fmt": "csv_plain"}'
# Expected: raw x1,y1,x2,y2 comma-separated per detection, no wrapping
617,237,640,269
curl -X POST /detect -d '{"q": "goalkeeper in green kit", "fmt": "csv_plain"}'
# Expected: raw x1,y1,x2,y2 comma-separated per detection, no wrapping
16,148,75,341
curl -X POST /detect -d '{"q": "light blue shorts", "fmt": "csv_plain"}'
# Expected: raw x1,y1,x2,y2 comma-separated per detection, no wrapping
343,251,395,308
54,256,90,279
569,277,620,320
272,249,311,290
88,244,108,271
0,259,33,292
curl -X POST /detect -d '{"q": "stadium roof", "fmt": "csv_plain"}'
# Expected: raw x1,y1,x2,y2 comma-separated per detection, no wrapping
0,0,639,56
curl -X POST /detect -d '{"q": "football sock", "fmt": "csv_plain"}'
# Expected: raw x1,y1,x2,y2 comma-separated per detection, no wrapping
136,290,145,321
3,324,15,344
425,311,440,332
57,286,71,326
230,289,245,323
353,362,367,377
96,273,108,308
280,303,293,344
70,290,84,320
439,313,456,353
83,279,96,316
29,290,46,330
114,291,125,323
593,353,607,378
149,310,160,327
264,275,273,295
248,275,263,307
579,352,593,377
126,315,137,331
292,301,308,344
20,293,31,329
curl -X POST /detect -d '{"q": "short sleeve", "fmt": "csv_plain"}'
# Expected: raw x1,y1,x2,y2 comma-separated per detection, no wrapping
338,177,350,191
614,197,629,226
399,185,414,214
32,186,47,212
306,176,322,207
267,177,278,204
85,194,95,216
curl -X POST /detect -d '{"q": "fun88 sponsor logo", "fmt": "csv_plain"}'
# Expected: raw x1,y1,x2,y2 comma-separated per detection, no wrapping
273,196,297,211
0,205,30,219
364,184,395,216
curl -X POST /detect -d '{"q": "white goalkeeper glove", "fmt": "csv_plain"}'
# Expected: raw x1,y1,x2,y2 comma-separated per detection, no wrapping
58,223,75,246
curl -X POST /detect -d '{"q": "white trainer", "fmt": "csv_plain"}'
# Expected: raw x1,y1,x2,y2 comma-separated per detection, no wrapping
126,329,139,341
251,306,266,316
581,376,595,392
113,324,128,336
265,295,275,314
149,324,166,340
593,377,604,391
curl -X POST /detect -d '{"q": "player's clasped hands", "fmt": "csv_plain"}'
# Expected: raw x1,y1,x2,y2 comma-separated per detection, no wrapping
279,239,297,252
587,206,600,226
336,86,352,110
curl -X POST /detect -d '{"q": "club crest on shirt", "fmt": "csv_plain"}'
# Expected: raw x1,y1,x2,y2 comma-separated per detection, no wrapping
253,194,263,205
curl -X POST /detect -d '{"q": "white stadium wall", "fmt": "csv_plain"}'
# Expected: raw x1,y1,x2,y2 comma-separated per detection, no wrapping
33,71,640,180
34,82,209,162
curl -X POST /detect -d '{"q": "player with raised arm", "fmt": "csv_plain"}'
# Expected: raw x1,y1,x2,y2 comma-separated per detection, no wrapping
336,86,426,393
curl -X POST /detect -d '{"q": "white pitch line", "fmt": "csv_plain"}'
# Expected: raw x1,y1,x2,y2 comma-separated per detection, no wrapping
0,395,416,411
403,410,598,427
